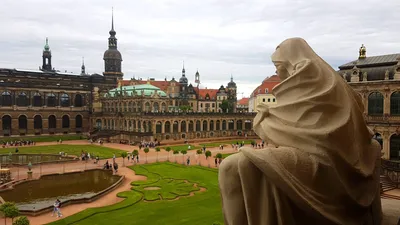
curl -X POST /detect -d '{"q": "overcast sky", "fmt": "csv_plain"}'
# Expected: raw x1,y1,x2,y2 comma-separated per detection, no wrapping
1,0,399,97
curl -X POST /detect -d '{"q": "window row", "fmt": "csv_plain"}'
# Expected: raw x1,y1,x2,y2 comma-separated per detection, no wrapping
0,92,85,107
368,91,400,115
1,114,83,131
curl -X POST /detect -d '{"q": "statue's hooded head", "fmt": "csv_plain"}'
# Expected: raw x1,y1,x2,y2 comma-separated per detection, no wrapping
254,37,377,178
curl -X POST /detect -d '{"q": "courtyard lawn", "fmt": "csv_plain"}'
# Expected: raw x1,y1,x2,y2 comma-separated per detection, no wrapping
198,139,255,148
0,145,126,159
48,163,223,225
221,153,237,158
162,144,197,151
0,135,86,143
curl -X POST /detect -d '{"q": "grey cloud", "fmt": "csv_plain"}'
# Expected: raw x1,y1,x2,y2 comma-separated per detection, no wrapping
1,0,400,97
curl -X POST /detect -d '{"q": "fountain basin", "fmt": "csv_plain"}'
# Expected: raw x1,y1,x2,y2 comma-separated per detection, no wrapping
0,169,124,216
0,153,77,165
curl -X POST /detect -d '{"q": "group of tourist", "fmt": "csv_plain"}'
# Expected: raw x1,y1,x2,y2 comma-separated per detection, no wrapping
127,153,139,163
103,160,119,173
215,157,223,167
1,140,36,148
250,140,265,149
138,140,159,149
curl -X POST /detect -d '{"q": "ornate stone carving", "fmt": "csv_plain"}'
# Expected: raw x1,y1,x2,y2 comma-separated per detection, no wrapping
362,72,368,82
384,69,390,80
351,66,360,82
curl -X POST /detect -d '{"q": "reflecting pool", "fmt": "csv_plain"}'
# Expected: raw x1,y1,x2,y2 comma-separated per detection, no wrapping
0,154,73,165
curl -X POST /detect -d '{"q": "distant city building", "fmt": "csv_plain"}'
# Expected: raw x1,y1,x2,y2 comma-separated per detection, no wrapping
248,75,281,112
237,98,249,113
0,12,255,143
338,44,400,160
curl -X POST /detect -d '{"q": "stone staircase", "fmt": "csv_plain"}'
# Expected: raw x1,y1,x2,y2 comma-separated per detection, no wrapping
380,175,398,193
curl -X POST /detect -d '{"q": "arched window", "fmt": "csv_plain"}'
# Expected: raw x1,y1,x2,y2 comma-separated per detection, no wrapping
17,92,29,106
161,102,167,112
34,115,43,129
75,115,83,128
390,134,400,160
203,120,208,131
48,115,56,129
164,121,171,133
145,102,150,112
181,121,186,132
2,115,12,135
390,91,400,115
153,102,159,112
33,92,42,107
156,121,162,133
173,121,178,133
18,115,27,129
1,91,12,106
47,93,57,107
62,115,70,128
74,94,83,107
60,93,70,107
368,92,383,115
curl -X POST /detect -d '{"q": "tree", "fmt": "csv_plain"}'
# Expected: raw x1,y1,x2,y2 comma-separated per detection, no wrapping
181,150,187,165
179,105,192,112
155,147,161,162
0,202,20,224
12,216,29,225
219,100,234,113
165,147,172,161
143,148,150,163
205,150,212,168
216,153,223,160
120,152,127,166
196,149,202,165
173,150,180,163
132,150,139,164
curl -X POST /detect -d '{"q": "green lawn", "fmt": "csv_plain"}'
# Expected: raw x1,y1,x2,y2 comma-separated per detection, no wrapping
162,144,198,151
48,163,223,225
197,139,254,148
0,145,126,159
0,135,86,143
221,153,237,159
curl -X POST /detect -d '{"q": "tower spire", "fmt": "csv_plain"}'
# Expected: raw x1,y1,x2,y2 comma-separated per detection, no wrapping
182,60,185,75
81,56,86,75
111,7,114,31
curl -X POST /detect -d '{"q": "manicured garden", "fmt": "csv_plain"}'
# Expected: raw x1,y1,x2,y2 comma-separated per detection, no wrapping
161,139,254,151
0,145,126,159
48,163,223,225
0,135,85,143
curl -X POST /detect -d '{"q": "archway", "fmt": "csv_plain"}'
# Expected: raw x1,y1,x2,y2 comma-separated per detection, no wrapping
210,120,215,131
390,134,400,160
62,115,70,128
18,115,27,130
189,121,194,132
164,121,171,133
173,121,179,133
156,121,162,133
216,120,220,130
196,120,201,132
202,120,208,131
34,115,42,129
181,121,187,132
74,94,83,107
48,115,56,129
2,115,11,135
368,92,383,115
222,120,227,130
75,115,83,128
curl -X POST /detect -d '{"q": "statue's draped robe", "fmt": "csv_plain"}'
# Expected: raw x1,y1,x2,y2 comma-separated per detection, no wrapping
218,38,382,225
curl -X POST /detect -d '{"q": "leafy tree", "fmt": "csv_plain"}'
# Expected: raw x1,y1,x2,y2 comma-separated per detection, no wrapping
180,150,187,165
219,100,234,113
132,150,139,164
143,148,150,163
0,202,20,224
216,153,223,159
179,105,192,112
196,149,203,165
155,147,161,162
205,150,212,168
120,152,127,166
12,216,29,225
173,150,180,163
165,147,172,161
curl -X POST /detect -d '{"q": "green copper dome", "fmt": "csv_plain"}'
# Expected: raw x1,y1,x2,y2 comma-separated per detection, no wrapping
105,84,168,98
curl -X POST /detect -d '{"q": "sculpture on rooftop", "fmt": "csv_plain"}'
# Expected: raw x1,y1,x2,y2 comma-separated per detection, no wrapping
218,38,382,225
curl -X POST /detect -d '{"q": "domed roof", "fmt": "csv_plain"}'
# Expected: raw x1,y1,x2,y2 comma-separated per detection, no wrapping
179,75,188,84
103,49,122,61
105,84,167,98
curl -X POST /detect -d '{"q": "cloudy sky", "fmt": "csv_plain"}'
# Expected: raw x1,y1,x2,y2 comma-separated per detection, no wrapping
0,0,399,97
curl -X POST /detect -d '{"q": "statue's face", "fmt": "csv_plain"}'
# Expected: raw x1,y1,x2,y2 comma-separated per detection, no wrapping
272,46,291,80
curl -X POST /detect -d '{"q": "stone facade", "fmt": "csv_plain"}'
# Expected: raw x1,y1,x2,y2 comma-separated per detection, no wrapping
339,44,400,160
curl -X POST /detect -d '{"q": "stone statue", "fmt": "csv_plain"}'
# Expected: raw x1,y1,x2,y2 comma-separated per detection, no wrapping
218,38,382,225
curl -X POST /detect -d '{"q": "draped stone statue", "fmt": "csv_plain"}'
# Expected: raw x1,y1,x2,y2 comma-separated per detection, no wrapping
218,38,382,225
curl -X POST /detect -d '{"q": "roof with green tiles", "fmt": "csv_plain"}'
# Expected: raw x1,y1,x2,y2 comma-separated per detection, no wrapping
105,84,168,98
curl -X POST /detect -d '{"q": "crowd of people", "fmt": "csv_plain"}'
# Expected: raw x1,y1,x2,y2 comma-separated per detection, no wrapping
1,140,36,148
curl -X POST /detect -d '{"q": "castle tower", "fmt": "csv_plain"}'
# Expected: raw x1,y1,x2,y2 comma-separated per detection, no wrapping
227,74,237,112
195,69,200,87
41,37,53,71
103,8,123,81
81,57,86,75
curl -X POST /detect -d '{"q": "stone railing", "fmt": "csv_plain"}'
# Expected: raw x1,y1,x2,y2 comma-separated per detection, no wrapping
381,159,400,188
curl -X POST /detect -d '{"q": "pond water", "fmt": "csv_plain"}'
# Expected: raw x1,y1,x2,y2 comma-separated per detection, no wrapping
0,154,73,165
0,169,121,211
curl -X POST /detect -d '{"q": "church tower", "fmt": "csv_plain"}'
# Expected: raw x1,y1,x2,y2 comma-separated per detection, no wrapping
80,57,86,75
103,8,123,81
41,37,53,71
195,69,200,87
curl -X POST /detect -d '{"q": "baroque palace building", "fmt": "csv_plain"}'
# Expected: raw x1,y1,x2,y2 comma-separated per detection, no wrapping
338,44,400,160
0,15,256,142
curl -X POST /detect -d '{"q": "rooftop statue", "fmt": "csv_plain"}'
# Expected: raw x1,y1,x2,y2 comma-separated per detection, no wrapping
218,38,382,225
